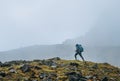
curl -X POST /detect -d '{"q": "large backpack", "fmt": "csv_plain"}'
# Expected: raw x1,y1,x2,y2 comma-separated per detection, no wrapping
77,44,84,52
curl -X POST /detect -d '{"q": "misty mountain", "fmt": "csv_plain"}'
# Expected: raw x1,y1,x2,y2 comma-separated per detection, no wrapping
0,43,120,67
62,7,120,67
1,23,120,67
0,44,75,62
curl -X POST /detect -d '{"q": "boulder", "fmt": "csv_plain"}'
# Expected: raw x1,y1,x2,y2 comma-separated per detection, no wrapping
0,71,6,77
20,64,31,72
41,60,53,66
102,77,108,81
65,72,87,81
9,68,17,73
1,62,11,67
41,60,58,67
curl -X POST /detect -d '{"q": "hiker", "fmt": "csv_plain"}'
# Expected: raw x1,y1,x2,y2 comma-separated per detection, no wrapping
74,44,85,61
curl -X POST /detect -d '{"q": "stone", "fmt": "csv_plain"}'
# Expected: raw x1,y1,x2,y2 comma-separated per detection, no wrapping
92,63,98,69
39,72,57,81
69,62,79,67
41,60,53,66
102,77,108,81
9,68,17,73
39,73,48,79
49,73,57,77
42,60,58,67
103,63,110,66
85,75,93,79
0,71,6,77
48,73,57,80
65,72,77,76
51,62,57,68
20,64,31,72
30,72,37,78
49,57,61,61
1,62,11,67
65,72,86,81
34,66,42,70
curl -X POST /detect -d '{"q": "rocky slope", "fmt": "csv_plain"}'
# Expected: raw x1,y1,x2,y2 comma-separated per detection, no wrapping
0,57,120,81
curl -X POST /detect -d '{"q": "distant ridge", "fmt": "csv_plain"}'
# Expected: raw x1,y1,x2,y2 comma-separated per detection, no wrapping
0,43,120,67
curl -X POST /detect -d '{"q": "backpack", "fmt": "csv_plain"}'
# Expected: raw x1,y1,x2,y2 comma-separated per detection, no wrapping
76,44,84,52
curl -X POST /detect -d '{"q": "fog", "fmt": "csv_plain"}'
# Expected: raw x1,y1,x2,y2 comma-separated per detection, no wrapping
0,0,117,51
84,4,120,47
0,0,120,66
64,0,120,47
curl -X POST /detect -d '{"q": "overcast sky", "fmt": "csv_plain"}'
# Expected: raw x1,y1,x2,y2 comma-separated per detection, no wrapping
0,0,118,51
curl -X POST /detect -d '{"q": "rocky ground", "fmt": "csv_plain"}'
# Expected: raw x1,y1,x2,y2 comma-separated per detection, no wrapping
0,57,120,81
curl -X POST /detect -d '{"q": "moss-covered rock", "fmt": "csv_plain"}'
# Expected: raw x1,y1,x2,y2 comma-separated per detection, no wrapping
0,57,119,81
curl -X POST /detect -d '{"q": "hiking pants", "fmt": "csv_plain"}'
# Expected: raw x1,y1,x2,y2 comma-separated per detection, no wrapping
75,52,85,61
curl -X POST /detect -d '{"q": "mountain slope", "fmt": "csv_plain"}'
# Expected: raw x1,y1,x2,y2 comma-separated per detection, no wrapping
0,57,120,81
0,44,74,62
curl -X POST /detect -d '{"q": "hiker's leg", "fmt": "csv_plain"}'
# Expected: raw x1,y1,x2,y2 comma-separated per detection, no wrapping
79,53,87,65
79,53,85,61
75,53,78,60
